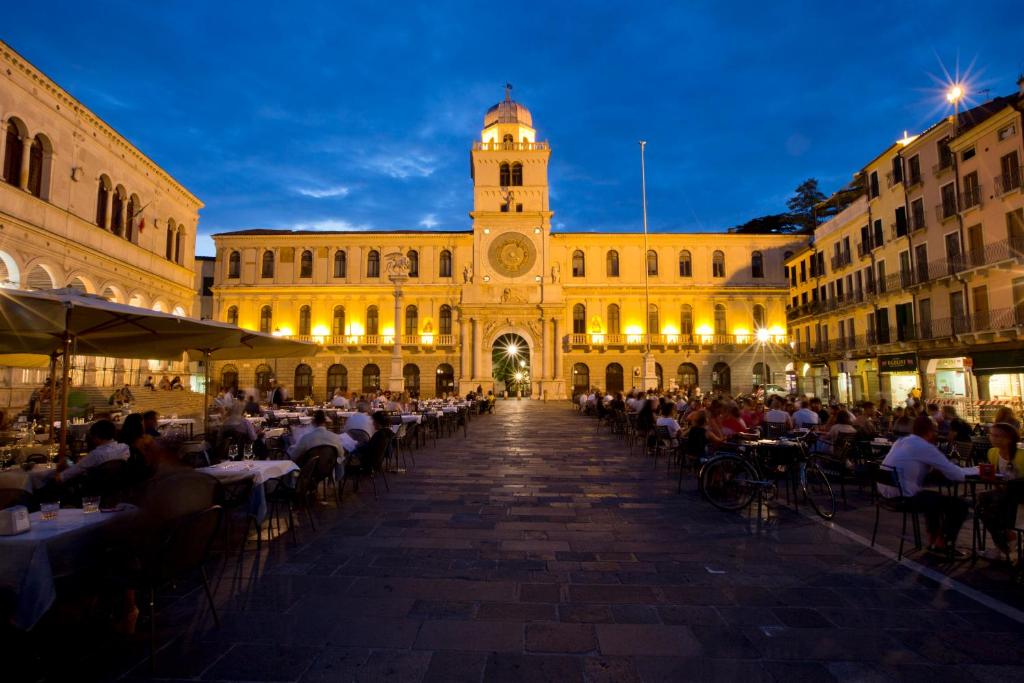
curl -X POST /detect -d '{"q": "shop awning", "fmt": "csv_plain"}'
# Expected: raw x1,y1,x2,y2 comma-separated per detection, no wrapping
969,350,1024,375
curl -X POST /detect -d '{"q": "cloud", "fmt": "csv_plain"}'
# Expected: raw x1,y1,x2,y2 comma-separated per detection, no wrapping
286,218,374,231
363,152,437,179
419,213,439,228
294,184,351,198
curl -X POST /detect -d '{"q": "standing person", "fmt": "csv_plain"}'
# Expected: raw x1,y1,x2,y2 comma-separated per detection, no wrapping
976,422,1024,560
269,382,287,407
878,415,976,556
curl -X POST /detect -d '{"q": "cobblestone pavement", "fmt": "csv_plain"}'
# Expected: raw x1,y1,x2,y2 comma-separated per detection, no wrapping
108,400,1024,682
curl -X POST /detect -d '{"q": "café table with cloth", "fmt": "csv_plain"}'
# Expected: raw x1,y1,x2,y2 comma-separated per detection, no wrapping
196,460,298,523
0,463,58,492
0,505,137,630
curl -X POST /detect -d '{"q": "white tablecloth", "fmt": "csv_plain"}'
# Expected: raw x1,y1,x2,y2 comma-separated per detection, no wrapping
0,505,136,630
0,465,57,492
197,460,298,522
158,418,196,436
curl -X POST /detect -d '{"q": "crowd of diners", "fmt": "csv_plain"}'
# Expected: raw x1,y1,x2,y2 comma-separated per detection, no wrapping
576,386,1023,563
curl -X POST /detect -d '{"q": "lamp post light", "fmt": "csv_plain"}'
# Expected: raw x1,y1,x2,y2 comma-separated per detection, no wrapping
639,140,657,391
756,327,771,390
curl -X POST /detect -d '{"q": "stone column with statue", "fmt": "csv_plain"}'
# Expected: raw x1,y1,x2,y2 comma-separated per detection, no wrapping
385,251,411,393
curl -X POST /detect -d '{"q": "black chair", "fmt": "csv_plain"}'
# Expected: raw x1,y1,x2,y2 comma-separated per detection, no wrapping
762,421,789,438
302,444,341,502
869,465,923,560
340,429,392,500
267,457,321,543
214,477,257,553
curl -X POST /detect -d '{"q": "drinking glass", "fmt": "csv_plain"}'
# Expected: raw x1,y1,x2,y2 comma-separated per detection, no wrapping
40,502,59,521
82,496,100,514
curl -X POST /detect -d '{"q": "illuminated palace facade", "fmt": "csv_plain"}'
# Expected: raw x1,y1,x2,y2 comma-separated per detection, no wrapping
211,93,805,400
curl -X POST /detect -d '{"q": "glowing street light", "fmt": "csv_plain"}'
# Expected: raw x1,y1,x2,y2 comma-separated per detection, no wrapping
755,328,771,344
945,84,965,104
505,343,519,357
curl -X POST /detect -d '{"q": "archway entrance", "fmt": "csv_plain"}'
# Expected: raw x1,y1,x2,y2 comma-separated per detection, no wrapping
492,332,531,397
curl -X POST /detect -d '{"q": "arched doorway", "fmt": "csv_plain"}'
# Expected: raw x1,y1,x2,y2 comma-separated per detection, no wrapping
255,364,274,395
677,363,698,392
221,364,239,393
294,364,313,401
492,332,531,397
606,362,624,394
572,363,590,396
712,362,731,394
403,363,420,395
435,363,455,397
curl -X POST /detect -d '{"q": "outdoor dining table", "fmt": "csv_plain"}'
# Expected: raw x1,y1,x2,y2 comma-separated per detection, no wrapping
0,463,58,492
0,504,138,630
196,459,298,523
157,418,196,438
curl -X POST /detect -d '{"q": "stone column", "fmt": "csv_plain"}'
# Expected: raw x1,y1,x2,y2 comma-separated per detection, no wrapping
18,137,31,190
388,281,405,392
540,316,550,379
552,318,562,383
104,189,113,230
459,315,470,379
472,318,481,379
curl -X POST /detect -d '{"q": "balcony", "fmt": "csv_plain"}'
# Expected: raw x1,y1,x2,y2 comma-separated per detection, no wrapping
830,251,853,271
960,186,983,212
856,240,873,257
567,332,788,349
935,201,958,222
907,170,923,188
910,212,927,233
473,141,550,151
995,168,1022,195
932,158,953,177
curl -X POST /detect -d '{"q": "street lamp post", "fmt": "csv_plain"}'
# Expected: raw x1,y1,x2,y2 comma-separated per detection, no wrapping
639,141,657,391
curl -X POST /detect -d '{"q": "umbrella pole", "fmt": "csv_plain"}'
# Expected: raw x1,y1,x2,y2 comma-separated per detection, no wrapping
47,351,58,442
58,334,71,459
203,350,211,439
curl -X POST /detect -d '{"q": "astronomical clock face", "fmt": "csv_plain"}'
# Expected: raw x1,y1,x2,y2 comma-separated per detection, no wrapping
488,232,537,278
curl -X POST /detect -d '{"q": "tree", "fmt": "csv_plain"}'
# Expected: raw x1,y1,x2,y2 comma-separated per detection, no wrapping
729,213,803,235
786,178,826,232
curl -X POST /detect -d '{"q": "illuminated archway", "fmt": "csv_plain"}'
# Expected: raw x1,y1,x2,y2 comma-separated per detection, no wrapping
491,332,531,397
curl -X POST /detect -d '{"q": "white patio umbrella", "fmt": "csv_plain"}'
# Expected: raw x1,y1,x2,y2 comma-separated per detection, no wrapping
0,288,317,452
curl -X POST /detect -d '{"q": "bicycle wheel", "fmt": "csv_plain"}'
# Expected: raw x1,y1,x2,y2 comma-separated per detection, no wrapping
801,462,837,520
699,455,758,511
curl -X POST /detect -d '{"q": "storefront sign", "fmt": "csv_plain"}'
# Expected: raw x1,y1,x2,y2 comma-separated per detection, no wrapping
936,358,965,370
879,354,917,373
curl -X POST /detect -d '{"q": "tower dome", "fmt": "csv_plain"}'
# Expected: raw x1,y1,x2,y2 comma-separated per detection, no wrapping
484,85,533,128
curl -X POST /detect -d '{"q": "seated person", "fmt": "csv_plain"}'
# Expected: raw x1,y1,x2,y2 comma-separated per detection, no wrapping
143,375,155,391
817,410,858,454
719,405,748,437
878,415,975,556
330,389,350,409
344,409,376,445
142,410,161,438
763,397,792,431
243,395,261,416
347,412,392,473
158,375,171,391
655,403,681,438
792,400,820,429
56,419,130,483
941,405,973,443
287,410,342,465
219,402,258,446
976,422,1024,559
169,375,183,390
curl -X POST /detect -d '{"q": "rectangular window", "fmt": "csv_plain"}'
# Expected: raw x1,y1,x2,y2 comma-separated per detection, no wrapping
908,154,921,184
895,302,914,341
891,155,903,183
865,266,875,293
869,170,880,198
876,260,886,293
937,136,952,170
962,171,981,209
961,146,976,161
950,291,967,334
899,250,912,288
876,307,890,344
895,206,908,236
940,183,958,218
945,232,963,275
910,198,925,231
835,279,843,299
914,243,928,283
999,151,1021,193
972,285,990,331
873,219,884,248
967,224,984,267
919,298,932,338
1013,277,1024,325
998,123,1017,141
1008,208,1024,248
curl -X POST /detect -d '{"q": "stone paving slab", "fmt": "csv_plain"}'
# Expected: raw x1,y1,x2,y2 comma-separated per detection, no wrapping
45,400,1024,682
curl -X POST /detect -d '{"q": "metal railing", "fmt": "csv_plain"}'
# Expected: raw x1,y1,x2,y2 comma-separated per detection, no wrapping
910,211,927,233
472,141,550,151
933,158,953,176
995,168,1022,195
935,201,958,222
568,332,790,348
830,251,853,270
960,185,983,211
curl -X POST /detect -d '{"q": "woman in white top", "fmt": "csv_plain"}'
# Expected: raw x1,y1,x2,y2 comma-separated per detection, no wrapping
655,402,681,438
818,410,857,454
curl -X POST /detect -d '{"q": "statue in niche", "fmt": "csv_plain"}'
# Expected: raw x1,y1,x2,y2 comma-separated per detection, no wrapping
463,262,474,284
551,262,561,284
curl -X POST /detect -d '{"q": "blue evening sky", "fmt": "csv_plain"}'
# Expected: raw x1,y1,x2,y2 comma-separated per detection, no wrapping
7,1,1023,255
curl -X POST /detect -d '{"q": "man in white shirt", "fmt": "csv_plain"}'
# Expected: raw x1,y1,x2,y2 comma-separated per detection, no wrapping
655,404,681,438
763,398,792,430
330,390,350,409
879,415,975,555
287,410,343,464
792,400,820,429
344,410,376,443
57,420,130,483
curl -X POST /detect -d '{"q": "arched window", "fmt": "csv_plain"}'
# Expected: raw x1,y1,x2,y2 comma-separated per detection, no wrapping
435,363,455,396
510,162,523,186
606,250,619,277
333,250,347,278
751,250,764,278
607,303,620,334
259,305,272,333
165,220,175,259
226,305,238,326
655,362,664,389
299,250,313,278
255,363,274,392
677,362,698,389
647,249,659,276
26,265,53,290
366,305,379,335
403,363,420,394
572,303,586,334
125,194,137,242
679,250,692,277
405,304,418,334
294,363,313,400
502,133,514,145
332,305,346,336
714,303,727,335
221,364,239,392
499,162,511,186
111,189,124,236
298,305,311,335
407,250,419,277
606,363,624,394
572,250,585,277
27,134,51,199
2,121,24,186
327,364,348,393
95,177,110,228
572,363,590,394
753,362,771,387
174,227,182,264
228,251,241,278
648,304,659,334
752,304,766,329
712,362,731,393
362,364,381,392
261,250,275,278
367,250,380,278
439,249,452,277
439,305,452,335
680,304,693,336
712,250,725,278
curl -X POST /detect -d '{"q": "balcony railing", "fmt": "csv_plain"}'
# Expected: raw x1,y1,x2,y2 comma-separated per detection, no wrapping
830,251,853,271
995,168,1022,195
960,186,983,211
907,170,923,187
932,158,953,176
857,240,873,257
473,141,550,151
568,332,789,348
935,201,958,222
290,333,457,348
910,212,927,233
